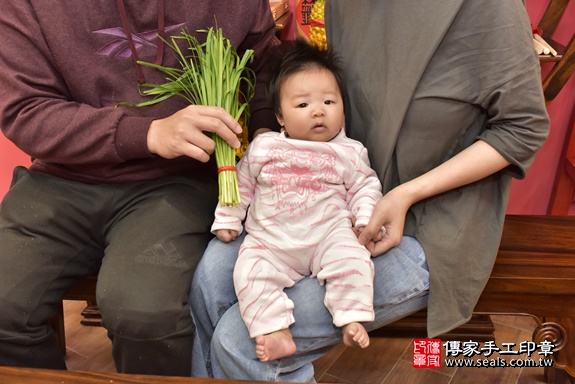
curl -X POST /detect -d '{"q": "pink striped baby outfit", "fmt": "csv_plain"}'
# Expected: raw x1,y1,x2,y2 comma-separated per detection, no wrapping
212,129,382,337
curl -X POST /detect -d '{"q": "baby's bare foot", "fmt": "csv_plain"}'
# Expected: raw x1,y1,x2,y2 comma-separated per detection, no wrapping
255,328,297,362
342,322,370,348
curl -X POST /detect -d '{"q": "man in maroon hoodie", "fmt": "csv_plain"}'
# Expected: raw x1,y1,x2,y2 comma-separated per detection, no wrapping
0,0,279,376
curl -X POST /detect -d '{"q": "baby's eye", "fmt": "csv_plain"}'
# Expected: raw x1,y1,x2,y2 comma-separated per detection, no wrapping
297,103,308,108
324,100,334,105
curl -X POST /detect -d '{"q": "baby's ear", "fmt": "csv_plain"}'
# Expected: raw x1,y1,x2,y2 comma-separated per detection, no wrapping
276,113,284,127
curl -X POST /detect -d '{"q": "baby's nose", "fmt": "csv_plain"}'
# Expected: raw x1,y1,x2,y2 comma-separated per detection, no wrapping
313,106,325,117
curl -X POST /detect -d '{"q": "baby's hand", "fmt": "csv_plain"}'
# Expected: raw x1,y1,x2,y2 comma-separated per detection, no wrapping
354,225,385,256
354,225,383,240
215,229,239,243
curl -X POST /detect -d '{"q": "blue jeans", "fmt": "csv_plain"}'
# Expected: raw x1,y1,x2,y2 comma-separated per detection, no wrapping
190,233,429,382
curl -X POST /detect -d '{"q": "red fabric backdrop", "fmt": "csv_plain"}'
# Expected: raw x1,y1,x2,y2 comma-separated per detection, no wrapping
506,0,575,214
0,135,30,198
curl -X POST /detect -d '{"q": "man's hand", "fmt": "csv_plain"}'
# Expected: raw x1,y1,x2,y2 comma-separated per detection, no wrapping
147,105,242,162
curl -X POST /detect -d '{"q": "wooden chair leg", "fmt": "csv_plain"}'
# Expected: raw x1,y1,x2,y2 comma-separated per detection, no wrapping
47,300,101,358
536,316,575,381
48,301,66,356
80,300,102,327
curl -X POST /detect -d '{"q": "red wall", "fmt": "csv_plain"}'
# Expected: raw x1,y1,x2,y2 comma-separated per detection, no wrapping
0,134,30,198
507,0,575,214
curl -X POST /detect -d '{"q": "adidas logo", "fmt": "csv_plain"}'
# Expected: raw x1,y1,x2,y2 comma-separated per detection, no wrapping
135,241,187,268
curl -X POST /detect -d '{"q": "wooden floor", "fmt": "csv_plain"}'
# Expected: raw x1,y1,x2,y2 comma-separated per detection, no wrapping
63,301,571,383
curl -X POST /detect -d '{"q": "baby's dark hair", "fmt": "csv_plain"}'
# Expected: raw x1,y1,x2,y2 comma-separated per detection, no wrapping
267,39,347,117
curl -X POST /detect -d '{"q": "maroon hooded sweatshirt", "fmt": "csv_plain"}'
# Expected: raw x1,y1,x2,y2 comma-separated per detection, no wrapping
0,0,280,184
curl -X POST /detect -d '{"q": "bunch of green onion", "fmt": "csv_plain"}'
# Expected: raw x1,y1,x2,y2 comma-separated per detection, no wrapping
129,27,255,207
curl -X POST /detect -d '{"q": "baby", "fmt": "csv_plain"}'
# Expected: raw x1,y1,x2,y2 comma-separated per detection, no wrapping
211,41,383,362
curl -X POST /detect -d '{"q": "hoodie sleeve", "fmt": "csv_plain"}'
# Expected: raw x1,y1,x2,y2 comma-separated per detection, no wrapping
0,1,156,165
0,1,281,168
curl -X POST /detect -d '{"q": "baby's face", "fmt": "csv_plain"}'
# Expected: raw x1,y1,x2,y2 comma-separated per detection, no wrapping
277,68,344,142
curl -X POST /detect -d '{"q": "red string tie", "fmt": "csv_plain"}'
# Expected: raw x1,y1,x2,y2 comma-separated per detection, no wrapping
531,23,542,36
218,166,237,173
310,19,325,27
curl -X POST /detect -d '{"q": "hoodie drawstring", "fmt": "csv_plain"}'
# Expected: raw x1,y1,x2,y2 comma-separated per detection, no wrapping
116,0,165,84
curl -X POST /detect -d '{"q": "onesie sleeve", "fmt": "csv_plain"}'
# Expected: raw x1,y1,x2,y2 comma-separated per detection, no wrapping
345,146,383,227
211,139,259,235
